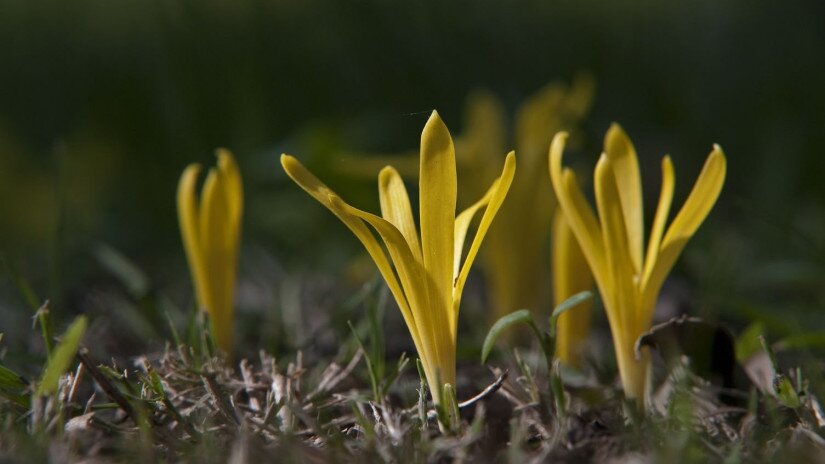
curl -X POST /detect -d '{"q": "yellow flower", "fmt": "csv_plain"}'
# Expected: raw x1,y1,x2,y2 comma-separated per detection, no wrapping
337,76,594,325
281,111,515,406
177,149,243,355
548,124,726,403
469,77,594,325
552,208,594,367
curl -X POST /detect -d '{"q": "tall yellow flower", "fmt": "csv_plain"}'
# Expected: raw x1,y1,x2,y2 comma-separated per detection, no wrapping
337,76,594,324
552,208,594,367
177,149,243,355
473,77,594,324
281,111,515,406
548,124,726,403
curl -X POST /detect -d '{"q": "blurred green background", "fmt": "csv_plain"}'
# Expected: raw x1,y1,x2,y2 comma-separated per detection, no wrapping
2,0,825,364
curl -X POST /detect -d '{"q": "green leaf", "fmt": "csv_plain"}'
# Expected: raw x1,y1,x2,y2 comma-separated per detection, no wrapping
0,364,25,390
735,321,765,362
481,309,534,364
37,315,87,396
94,244,150,298
776,375,801,409
549,291,593,332
776,331,825,352
0,364,29,408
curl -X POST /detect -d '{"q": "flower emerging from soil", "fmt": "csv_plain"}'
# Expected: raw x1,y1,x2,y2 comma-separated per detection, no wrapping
548,125,726,404
177,150,243,355
281,111,515,406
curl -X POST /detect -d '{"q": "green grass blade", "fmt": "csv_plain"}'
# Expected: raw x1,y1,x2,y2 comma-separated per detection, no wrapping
36,315,87,396
481,309,533,364
549,290,593,333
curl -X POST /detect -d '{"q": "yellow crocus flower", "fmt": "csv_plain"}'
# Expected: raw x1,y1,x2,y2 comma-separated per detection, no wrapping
552,208,594,367
177,149,243,355
281,111,515,406
337,77,594,327
548,124,726,404
473,78,594,325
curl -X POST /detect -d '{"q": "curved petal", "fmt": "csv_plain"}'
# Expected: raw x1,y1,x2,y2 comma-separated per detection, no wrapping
199,167,234,350
458,90,506,166
552,209,594,367
177,163,208,309
548,132,606,284
515,83,565,161
604,124,644,273
217,149,243,243
379,166,421,261
453,179,498,280
594,155,637,338
641,156,675,285
280,154,418,348
452,152,516,325
641,147,726,318
419,111,457,337
328,195,448,388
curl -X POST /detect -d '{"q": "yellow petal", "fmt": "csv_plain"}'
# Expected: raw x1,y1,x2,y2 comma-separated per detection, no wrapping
515,83,565,161
419,111,456,330
548,132,606,284
594,155,637,337
328,195,448,388
453,179,498,280
280,154,417,347
452,152,516,323
552,209,594,367
198,167,234,351
458,90,506,166
641,147,726,318
604,124,644,273
216,149,243,244
379,166,422,262
563,73,597,120
641,156,675,285
177,163,208,311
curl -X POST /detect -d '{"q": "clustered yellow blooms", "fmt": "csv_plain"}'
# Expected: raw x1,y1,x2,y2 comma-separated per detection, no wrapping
548,124,726,403
337,78,596,363
173,102,727,417
177,150,243,355
281,111,515,406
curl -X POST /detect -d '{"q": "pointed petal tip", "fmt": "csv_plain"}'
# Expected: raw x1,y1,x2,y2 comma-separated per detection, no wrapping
552,131,570,147
424,109,448,134
183,162,203,175
280,153,295,169
378,165,397,183
594,153,612,177
605,121,627,141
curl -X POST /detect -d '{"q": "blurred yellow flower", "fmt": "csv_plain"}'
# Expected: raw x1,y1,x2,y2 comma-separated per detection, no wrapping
552,208,594,367
548,125,726,404
177,149,243,355
338,76,595,326
282,111,515,407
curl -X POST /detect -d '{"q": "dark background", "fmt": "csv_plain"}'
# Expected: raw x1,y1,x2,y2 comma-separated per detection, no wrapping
2,0,825,364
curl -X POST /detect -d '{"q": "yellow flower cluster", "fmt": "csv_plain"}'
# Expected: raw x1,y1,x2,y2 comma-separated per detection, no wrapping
177,150,243,355
549,125,726,402
174,97,726,411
